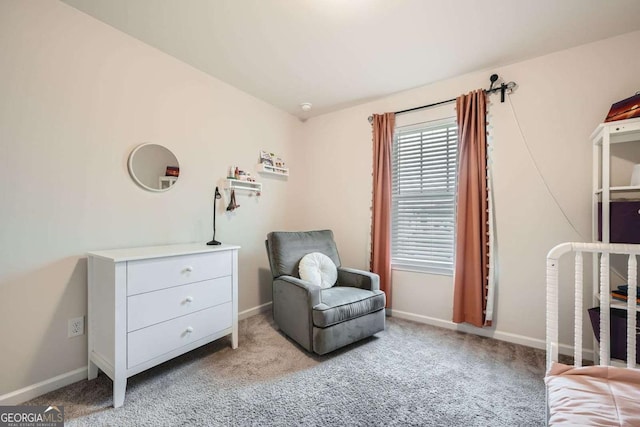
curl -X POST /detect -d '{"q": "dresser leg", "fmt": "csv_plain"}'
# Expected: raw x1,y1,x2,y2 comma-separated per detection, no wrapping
231,331,238,349
113,377,127,408
88,360,99,380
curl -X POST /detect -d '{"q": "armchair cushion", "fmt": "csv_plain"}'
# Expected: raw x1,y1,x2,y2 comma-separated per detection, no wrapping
313,287,385,328
299,252,337,289
267,230,341,278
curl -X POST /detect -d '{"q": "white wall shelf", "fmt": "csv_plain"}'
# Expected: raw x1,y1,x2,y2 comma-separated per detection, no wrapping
257,163,289,177
226,178,262,193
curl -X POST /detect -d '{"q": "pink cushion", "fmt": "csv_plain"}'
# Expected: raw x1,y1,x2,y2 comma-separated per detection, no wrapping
545,362,640,426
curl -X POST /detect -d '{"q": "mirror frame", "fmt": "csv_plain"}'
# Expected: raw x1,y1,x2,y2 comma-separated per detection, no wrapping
127,142,179,192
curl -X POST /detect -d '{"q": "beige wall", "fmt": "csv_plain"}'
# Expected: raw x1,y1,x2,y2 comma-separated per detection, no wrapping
3,0,640,401
0,1,300,396
292,30,640,349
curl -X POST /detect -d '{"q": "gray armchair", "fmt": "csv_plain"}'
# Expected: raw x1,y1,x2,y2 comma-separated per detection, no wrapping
265,230,385,355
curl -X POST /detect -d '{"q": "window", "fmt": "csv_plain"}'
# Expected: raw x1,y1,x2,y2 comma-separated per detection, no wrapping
391,118,458,275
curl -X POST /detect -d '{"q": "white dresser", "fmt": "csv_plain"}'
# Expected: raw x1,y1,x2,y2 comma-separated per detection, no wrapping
87,243,239,408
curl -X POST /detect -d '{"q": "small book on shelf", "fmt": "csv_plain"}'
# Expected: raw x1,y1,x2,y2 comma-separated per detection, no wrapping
617,284,640,298
611,290,640,304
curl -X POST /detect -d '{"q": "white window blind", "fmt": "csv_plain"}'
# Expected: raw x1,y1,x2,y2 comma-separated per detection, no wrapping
391,119,458,275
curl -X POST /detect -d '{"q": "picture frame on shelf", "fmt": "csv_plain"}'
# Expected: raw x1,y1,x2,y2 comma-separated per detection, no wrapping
260,150,287,169
260,150,273,166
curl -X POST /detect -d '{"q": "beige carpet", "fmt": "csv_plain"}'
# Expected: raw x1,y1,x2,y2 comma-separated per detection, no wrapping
26,313,546,426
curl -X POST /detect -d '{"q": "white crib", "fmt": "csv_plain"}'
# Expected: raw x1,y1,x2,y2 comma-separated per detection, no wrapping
545,242,640,426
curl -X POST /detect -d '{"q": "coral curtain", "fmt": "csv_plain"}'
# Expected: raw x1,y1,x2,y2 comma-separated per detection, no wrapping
371,113,395,308
452,90,490,327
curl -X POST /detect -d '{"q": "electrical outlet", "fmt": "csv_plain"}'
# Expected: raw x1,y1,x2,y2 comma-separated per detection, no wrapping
68,316,84,338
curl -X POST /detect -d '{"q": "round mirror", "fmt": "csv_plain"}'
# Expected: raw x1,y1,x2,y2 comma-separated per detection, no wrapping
128,143,180,192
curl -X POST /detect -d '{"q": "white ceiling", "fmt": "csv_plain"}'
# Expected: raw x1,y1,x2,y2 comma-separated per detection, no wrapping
62,0,640,119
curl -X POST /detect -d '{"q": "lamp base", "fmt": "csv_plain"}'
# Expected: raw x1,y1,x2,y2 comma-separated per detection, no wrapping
206,239,221,246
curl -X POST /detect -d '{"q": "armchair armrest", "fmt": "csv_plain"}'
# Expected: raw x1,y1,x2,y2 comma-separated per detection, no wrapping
272,275,320,352
337,267,380,291
274,275,321,307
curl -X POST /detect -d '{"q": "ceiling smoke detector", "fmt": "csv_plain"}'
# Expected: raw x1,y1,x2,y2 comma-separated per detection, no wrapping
300,102,312,112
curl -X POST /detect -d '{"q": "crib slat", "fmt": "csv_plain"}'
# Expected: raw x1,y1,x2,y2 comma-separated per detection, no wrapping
574,252,583,367
546,257,560,371
547,242,640,372
628,255,637,369
600,254,610,366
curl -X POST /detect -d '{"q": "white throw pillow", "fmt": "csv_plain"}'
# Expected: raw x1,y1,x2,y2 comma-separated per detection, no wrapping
299,252,337,289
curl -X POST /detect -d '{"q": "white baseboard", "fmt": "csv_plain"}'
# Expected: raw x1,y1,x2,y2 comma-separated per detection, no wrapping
1,303,273,405
391,309,594,361
0,367,87,405
238,301,272,321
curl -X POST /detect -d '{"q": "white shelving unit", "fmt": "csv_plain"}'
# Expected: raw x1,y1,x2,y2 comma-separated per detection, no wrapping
591,117,640,365
594,185,640,194
225,178,262,193
593,293,640,312
592,117,640,243
257,163,289,177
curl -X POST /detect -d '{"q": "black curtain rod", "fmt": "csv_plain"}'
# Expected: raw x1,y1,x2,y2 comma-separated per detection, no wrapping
394,97,457,115
368,75,517,123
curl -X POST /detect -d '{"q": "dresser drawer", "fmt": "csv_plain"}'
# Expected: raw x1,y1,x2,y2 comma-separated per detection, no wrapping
127,277,232,332
127,251,232,295
127,303,232,368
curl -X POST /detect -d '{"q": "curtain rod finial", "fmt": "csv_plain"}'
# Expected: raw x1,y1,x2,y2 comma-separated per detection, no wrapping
489,74,499,91
368,115,373,123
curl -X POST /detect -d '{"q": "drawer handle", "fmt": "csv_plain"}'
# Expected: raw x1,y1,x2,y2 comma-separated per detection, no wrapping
185,326,194,334
183,266,193,273
185,296,194,303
